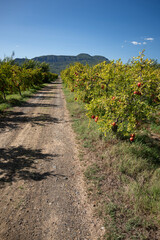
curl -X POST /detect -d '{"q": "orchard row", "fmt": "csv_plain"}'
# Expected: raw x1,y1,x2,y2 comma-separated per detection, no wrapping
0,58,58,100
61,52,160,139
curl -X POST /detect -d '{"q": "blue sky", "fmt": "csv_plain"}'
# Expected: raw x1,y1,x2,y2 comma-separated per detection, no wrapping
0,0,160,63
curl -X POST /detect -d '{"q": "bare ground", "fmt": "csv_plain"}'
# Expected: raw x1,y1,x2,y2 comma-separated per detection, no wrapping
0,78,104,240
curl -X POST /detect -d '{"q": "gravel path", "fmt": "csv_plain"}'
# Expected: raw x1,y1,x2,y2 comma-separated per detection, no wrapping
0,78,104,240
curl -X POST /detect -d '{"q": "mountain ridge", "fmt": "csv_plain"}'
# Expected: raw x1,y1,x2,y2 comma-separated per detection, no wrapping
15,53,109,74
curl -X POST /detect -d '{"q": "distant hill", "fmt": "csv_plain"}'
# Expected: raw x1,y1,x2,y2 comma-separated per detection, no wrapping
14,53,109,74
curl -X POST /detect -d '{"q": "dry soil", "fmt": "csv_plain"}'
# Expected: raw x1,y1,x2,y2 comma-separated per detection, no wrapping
0,78,104,240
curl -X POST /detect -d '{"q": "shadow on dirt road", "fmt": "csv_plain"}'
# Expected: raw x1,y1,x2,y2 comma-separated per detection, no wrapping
0,146,63,188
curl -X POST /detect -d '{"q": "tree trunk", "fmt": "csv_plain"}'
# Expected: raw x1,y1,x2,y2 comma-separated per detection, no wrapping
3,91,6,101
18,86,22,96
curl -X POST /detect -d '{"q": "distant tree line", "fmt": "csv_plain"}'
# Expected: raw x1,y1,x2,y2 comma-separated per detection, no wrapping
0,55,58,100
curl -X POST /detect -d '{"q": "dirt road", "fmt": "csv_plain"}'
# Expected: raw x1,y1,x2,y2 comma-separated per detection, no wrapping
0,79,103,240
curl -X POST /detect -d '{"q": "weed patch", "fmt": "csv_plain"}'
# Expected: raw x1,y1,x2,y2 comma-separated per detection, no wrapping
0,84,45,112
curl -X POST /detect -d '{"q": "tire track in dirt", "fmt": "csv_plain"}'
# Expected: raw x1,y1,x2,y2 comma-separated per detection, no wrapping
0,78,104,240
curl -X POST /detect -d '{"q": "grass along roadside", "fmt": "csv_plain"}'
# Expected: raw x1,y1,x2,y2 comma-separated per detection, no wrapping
63,85,160,240
0,84,48,112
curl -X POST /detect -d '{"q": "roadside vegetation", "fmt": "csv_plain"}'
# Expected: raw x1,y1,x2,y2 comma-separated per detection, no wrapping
0,55,58,112
61,52,160,239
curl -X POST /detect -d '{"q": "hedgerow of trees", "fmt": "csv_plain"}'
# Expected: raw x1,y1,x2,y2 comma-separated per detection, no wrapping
0,57,58,100
61,51,160,140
